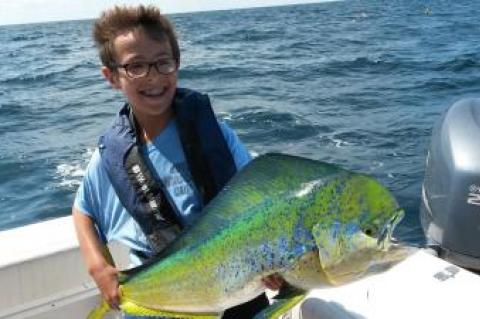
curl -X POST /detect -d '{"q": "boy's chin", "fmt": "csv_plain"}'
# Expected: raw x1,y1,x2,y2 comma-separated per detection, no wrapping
131,99,171,117
143,104,172,117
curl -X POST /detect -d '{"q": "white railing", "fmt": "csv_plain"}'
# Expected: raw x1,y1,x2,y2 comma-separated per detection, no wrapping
0,216,127,319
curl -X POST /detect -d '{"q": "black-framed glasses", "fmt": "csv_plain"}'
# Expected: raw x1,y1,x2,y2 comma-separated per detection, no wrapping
116,58,177,79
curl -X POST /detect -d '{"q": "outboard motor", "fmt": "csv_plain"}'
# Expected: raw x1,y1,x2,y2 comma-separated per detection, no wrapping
420,98,480,271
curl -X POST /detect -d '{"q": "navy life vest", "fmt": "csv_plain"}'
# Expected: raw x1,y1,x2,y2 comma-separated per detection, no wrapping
98,88,237,252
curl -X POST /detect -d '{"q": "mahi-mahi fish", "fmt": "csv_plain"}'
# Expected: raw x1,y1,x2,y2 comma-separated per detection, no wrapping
88,153,414,319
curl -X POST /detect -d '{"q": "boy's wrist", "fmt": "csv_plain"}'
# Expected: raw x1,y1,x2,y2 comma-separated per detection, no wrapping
87,258,111,276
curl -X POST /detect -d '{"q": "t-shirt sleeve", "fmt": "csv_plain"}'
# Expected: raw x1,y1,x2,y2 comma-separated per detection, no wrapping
218,122,252,170
74,149,109,242
74,149,102,219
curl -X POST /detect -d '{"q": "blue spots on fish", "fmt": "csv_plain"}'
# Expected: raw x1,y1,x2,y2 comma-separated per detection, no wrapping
258,243,277,269
278,236,289,254
222,224,318,284
293,244,308,256
248,257,257,269
293,222,310,241
328,220,358,236
345,222,361,236
329,221,342,241
292,223,316,256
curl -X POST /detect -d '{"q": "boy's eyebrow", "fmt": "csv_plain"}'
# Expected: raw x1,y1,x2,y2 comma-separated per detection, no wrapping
122,52,172,63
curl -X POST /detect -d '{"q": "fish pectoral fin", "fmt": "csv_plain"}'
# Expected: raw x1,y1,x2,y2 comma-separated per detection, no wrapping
121,300,220,319
313,221,365,267
253,285,306,319
312,221,376,283
273,283,305,300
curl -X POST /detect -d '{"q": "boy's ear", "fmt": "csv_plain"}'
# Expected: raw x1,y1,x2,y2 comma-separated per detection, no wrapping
101,66,121,90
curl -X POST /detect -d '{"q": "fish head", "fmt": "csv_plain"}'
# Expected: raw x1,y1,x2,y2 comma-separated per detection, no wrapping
312,175,417,286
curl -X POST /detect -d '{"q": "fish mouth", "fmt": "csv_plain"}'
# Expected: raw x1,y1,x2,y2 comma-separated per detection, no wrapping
377,208,404,248
372,208,418,271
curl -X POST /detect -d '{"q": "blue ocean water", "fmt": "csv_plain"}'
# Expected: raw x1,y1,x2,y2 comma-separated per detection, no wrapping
0,1,479,243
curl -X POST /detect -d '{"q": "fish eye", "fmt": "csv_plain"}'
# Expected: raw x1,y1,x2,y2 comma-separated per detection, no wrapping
364,227,377,237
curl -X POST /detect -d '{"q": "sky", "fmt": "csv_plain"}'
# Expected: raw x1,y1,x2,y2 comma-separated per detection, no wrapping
0,0,334,26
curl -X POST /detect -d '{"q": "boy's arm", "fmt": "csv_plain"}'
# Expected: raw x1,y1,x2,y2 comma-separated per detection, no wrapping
72,207,120,310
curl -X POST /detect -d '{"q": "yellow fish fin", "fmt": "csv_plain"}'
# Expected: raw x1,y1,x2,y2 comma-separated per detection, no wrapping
253,286,306,319
121,300,221,318
87,300,111,319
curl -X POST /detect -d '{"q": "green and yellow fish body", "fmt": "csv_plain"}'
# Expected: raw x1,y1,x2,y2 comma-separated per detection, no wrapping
88,153,413,319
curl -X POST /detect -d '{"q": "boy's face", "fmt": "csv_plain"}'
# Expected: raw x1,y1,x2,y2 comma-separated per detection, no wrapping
102,28,178,120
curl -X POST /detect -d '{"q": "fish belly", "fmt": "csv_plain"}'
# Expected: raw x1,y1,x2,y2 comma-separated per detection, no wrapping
121,253,268,313
283,251,332,290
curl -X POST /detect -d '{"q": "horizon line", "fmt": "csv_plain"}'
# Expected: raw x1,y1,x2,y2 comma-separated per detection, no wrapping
0,0,341,27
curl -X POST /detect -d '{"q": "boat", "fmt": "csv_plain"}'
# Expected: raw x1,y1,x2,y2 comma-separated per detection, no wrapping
0,216,127,319
1,98,479,319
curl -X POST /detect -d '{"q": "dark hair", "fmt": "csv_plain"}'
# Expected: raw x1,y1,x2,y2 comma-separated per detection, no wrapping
93,5,180,69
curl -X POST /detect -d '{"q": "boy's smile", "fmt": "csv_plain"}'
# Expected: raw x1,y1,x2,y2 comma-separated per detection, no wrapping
103,27,178,131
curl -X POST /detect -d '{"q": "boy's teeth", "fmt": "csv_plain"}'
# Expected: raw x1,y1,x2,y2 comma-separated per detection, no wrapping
143,89,164,96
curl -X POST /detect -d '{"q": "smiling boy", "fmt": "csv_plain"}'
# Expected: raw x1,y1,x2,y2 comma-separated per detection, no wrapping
72,5,281,319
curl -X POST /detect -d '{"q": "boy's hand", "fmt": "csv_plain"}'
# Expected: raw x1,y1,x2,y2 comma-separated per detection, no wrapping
72,210,121,310
262,273,284,290
91,263,121,310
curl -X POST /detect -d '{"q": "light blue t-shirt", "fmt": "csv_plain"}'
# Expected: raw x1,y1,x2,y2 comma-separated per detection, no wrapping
74,120,251,265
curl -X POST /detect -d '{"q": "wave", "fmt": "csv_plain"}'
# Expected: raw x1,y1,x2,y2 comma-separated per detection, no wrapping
433,53,480,72
415,77,460,92
55,148,94,189
179,65,252,80
223,108,324,144
10,32,45,42
1,62,96,85
324,56,402,74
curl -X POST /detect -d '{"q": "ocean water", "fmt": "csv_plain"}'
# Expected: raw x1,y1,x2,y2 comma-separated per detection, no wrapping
1,1,479,244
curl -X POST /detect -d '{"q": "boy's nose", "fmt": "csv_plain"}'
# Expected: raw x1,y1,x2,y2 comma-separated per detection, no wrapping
147,65,162,78
145,66,166,81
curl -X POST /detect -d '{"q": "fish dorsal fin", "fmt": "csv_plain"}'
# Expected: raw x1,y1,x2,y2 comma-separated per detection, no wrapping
158,153,343,257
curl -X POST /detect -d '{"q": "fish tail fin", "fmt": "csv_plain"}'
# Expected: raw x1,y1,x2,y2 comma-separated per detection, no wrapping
87,300,111,319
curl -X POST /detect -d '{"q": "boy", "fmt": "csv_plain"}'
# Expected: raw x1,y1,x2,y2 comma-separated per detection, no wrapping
72,5,282,318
